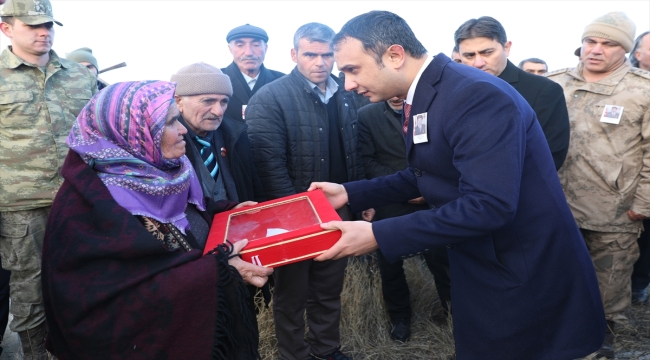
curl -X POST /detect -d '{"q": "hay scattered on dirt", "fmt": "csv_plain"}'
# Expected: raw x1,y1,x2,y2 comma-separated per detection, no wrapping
257,255,650,360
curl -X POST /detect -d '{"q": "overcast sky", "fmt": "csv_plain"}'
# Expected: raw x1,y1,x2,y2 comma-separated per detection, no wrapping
1,1,648,84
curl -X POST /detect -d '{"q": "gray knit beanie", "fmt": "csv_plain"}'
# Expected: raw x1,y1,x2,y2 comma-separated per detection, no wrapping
581,12,636,53
66,47,98,70
170,62,233,96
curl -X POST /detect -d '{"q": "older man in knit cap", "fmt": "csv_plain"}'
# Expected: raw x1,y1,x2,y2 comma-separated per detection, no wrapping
221,24,284,124
171,62,268,321
547,12,650,359
171,62,265,207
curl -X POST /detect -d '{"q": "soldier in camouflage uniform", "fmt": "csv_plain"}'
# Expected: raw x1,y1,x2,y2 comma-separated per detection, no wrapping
0,0,97,358
546,12,650,360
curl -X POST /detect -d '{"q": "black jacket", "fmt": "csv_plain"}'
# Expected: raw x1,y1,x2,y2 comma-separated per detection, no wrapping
498,60,570,170
246,67,364,199
357,101,427,220
180,115,265,206
221,62,284,124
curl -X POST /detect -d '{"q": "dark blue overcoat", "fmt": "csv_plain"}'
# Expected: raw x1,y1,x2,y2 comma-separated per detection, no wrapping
344,54,605,360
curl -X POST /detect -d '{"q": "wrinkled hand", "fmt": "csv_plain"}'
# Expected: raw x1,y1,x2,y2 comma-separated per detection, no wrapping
361,208,375,222
314,221,378,261
308,182,348,210
408,196,426,204
228,239,273,287
628,210,647,221
234,201,258,209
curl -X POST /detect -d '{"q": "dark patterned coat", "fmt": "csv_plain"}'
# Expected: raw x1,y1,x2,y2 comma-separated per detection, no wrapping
42,151,259,360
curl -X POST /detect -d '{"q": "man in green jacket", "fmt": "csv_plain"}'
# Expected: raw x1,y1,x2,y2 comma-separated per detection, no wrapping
0,0,97,358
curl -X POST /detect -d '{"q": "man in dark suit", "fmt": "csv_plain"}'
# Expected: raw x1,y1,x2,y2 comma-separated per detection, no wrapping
221,24,284,124
309,10,605,360
358,98,451,342
454,16,570,170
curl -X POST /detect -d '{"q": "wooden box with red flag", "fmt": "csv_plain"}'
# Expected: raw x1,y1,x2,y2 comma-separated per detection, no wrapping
203,190,342,268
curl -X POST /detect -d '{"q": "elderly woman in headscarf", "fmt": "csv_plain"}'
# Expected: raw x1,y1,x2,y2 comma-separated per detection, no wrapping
41,80,272,360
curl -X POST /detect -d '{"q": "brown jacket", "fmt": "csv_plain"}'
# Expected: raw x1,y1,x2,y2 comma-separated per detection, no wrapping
547,60,650,234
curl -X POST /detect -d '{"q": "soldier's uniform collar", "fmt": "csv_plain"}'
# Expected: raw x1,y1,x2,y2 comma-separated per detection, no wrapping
0,46,65,70
568,58,632,87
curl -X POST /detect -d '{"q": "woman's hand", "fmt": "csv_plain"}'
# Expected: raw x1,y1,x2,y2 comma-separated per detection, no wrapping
234,201,258,209
228,239,273,287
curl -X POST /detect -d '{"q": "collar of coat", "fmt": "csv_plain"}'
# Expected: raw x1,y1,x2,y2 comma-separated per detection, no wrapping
568,58,632,91
0,46,69,70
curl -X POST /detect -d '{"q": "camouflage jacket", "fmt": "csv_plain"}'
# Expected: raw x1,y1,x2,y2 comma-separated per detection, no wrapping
547,60,650,233
0,47,97,211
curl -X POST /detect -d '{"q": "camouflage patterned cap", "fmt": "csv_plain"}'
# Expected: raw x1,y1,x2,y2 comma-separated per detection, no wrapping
0,0,62,26
582,12,635,53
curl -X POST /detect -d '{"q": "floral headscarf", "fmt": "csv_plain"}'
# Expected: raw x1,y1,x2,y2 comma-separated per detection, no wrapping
67,80,205,233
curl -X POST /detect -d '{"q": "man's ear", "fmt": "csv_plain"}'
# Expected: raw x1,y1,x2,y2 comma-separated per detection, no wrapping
291,48,298,64
384,44,406,69
0,22,12,38
503,41,512,57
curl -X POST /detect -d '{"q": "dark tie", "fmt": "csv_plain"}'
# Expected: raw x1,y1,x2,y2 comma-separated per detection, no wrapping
195,136,218,178
403,102,412,135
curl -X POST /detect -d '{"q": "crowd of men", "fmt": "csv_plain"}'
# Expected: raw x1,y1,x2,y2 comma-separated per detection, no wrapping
0,0,649,359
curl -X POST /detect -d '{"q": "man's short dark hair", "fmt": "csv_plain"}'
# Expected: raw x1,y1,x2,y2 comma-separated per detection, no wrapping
518,58,548,69
293,22,335,50
333,11,427,65
454,16,508,47
630,31,650,67
1,16,14,25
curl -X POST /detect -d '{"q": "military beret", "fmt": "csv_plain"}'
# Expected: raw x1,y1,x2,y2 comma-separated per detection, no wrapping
226,24,269,43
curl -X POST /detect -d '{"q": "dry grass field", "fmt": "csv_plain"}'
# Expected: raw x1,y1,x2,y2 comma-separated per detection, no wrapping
257,255,650,360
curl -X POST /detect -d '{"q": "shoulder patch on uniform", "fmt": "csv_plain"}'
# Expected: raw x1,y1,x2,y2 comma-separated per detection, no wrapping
629,67,650,80
544,68,571,78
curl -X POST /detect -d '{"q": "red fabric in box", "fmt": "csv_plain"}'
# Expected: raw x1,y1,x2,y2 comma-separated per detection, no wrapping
204,190,342,267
